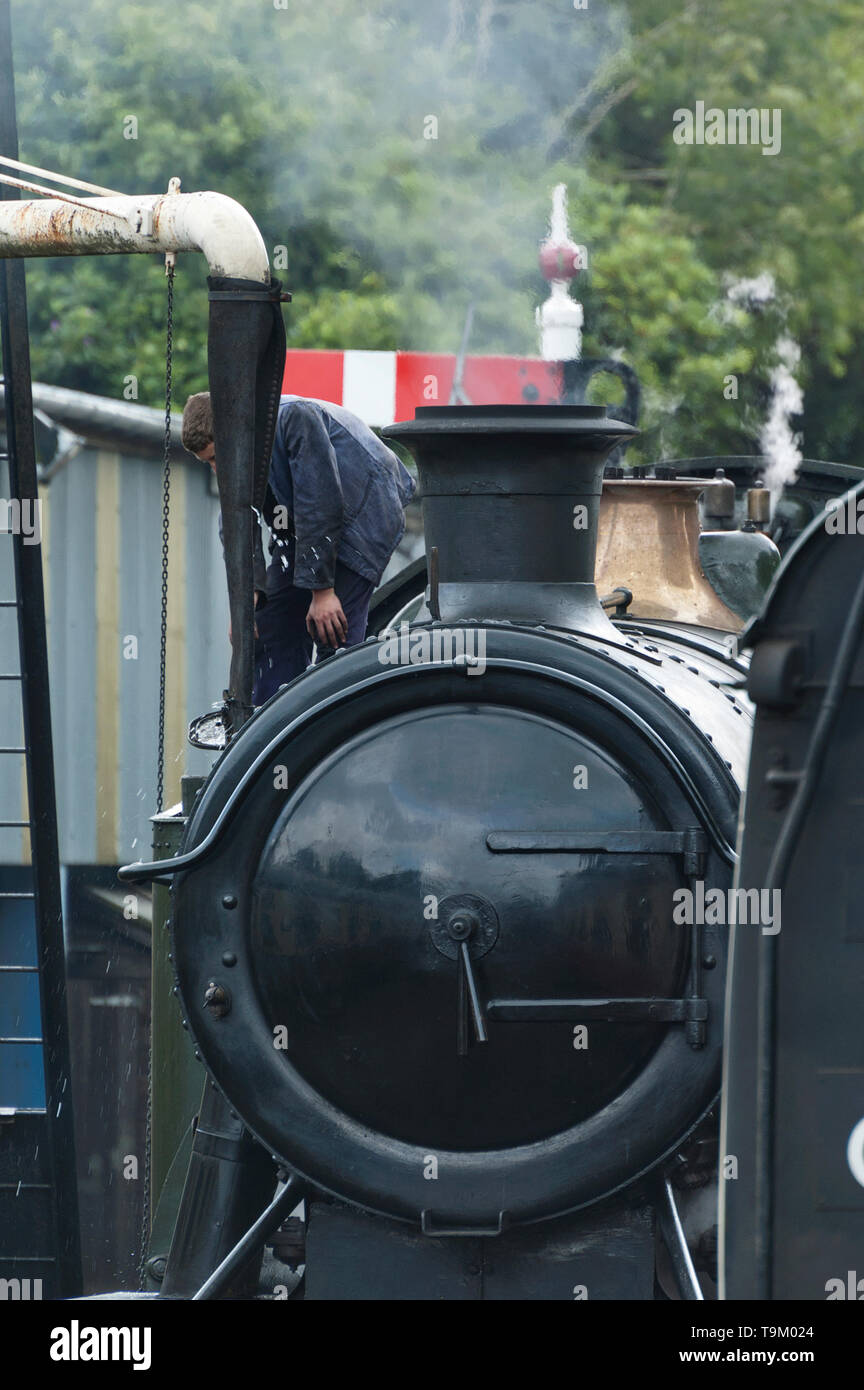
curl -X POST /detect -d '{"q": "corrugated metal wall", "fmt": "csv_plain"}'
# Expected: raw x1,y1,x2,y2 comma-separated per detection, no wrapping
0,443,228,865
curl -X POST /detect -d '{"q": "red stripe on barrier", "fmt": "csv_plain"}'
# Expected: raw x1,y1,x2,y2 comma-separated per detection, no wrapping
282,350,344,404
282,350,564,420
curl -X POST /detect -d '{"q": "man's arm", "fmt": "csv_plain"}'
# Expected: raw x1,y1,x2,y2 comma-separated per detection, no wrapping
305,587,347,647
281,401,344,590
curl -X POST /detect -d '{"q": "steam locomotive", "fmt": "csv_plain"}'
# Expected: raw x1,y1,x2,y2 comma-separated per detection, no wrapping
120,402,791,1301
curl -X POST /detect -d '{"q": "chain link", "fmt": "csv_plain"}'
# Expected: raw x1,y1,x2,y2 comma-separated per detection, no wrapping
155,265,174,815
138,988,155,1290
139,263,174,1290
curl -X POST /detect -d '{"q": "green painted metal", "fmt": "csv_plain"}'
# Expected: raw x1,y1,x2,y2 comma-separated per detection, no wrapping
147,774,206,1281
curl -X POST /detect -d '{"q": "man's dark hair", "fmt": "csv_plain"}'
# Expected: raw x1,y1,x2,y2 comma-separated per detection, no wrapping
181,392,214,453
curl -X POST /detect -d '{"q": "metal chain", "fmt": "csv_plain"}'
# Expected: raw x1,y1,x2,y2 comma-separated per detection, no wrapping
139,262,174,1290
137,997,154,1290
155,265,174,815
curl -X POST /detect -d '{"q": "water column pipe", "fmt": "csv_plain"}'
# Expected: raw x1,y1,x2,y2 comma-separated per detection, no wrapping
0,187,287,728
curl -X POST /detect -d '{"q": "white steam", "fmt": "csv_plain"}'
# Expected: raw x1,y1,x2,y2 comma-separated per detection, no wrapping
550,182,569,245
759,335,803,503
725,271,776,308
724,273,803,507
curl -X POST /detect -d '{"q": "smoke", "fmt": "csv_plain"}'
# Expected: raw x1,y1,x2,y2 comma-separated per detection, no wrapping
9,0,633,369
724,273,803,506
251,0,630,354
550,182,570,246
759,335,803,503
725,271,776,309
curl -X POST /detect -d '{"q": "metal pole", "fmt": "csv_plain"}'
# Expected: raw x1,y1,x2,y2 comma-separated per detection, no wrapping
659,1178,704,1301
0,0,82,1296
192,1174,305,1302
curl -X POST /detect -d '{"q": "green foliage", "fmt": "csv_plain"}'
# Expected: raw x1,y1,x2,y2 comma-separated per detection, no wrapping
8,0,862,460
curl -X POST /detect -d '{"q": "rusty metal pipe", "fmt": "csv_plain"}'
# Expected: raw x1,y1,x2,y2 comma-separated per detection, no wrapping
0,190,270,282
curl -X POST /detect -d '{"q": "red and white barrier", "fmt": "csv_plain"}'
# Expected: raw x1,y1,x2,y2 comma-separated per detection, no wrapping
281,350,563,426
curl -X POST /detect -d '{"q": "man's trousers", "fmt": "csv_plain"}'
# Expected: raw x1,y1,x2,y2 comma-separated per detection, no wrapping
252,562,375,705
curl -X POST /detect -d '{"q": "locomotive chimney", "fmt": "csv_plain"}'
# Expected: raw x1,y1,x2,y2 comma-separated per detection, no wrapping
383,404,637,636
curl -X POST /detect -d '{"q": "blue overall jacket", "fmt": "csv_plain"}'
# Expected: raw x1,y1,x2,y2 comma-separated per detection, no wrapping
219,396,416,598
266,395,415,591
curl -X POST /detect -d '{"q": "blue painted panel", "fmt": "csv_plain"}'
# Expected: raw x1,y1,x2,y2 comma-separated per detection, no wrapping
0,1041,45,1110
0,877,45,1108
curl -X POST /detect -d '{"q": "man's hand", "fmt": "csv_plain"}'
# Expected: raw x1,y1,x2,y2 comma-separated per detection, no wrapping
306,587,348,648
229,590,260,645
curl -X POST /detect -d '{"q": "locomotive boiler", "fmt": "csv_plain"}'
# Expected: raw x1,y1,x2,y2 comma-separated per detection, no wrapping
125,403,757,1300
